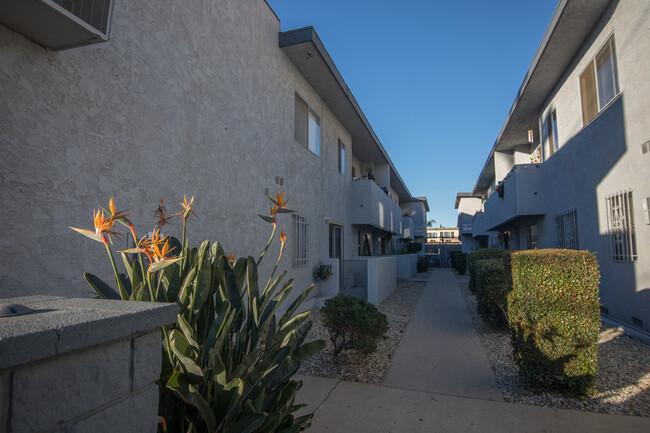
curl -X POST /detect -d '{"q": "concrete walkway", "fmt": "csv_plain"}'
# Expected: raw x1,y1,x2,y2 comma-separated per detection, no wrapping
295,268,650,433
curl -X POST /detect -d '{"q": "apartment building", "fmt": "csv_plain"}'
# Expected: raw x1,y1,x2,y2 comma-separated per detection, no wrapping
0,0,424,307
456,0,650,331
426,227,461,246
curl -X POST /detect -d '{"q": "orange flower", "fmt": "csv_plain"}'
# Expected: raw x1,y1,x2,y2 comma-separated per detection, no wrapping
279,226,287,260
154,198,172,228
266,192,289,209
125,229,176,266
176,195,197,223
71,208,121,245
226,252,236,266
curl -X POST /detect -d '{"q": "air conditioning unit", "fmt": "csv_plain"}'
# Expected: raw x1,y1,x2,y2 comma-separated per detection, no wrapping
0,0,114,50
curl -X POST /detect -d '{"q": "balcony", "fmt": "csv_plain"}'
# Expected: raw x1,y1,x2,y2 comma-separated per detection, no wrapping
475,164,545,232
350,179,402,235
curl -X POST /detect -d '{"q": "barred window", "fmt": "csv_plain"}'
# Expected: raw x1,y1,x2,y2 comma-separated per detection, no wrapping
606,191,637,261
292,214,309,267
555,209,579,249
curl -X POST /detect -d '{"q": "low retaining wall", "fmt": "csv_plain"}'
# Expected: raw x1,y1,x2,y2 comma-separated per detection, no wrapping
366,256,397,306
0,295,177,433
395,254,417,278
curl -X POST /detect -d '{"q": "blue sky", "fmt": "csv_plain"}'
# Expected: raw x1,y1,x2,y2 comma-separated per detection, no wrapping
267,0,559,227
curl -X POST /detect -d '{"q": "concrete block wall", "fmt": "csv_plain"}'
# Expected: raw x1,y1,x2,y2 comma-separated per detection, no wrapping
0,296,177,433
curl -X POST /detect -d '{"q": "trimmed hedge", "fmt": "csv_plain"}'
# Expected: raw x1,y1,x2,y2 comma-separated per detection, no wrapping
507,249,600,395
454,253,467,275
468,248,504,292
475,259,511,327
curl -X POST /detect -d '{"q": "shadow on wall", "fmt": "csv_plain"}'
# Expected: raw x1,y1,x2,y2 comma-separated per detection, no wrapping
543,94,646,330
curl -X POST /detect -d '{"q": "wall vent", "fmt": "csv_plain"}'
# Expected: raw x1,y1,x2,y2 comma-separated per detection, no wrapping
642,141,649,154
0,0,114,50
600,306,609,315
632,316,643,329
275,176,284,186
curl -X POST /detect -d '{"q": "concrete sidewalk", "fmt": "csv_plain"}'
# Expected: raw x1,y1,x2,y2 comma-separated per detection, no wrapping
295,268,650,432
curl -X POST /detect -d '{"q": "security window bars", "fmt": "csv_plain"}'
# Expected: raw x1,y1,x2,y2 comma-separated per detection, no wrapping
579,36,619,125
555,209,579,250
292,214,309,267
294,94,320,156
606,191,637,261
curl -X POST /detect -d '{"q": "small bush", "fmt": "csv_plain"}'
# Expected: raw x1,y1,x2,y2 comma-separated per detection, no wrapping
508,249,600,395
475,259,511,327
468,248,504,292
454,253,467,275
322,294,388,357
417,256,429,272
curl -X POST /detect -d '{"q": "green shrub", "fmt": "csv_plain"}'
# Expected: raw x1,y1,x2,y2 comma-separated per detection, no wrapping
507,249,600,395
322,294,388,357
468,248,504,292
454,253,467,275
475,259,511,327
417,256,429,272
73,194,325,433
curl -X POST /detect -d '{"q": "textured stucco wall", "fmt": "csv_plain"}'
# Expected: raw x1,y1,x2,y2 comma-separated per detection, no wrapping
0,0,356,306
513,0,650,330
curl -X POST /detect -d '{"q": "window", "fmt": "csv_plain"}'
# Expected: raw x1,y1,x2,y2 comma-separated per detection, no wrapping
546,109,559,156
579,36,619,125
292,214,309,267
606,191,637,261
294,94,320,156
555,209,579,249
329,224,342,259
525,224,538,249
338,140,346,174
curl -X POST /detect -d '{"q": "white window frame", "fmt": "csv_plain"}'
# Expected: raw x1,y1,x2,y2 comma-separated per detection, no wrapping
579,35,620,126
338,139,346,175
292,214,309,267
294,93,320,156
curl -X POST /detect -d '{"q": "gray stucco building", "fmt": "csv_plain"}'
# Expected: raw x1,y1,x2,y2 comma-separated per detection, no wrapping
457,0,650,332
0,0,425,308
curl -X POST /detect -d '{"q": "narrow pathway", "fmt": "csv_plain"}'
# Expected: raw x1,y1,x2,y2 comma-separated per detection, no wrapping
382,268,502,400
295,269,650,432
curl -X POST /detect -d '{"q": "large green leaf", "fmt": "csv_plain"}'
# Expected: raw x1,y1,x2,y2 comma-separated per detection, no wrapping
148,257,183,274
228,414,266,433
84,272,121,300
191,240,212,312
229,344,265,382
279,284,314,327
169,330,204,382
166,372,216,432
176,314,199,353
292,340,326,363
162,263,182,302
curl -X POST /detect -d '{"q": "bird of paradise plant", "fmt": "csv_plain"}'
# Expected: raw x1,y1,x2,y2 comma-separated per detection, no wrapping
72,193,324,433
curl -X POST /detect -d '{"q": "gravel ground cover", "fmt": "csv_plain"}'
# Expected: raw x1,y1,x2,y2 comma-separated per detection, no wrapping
458,277,650,417
297,280,425,383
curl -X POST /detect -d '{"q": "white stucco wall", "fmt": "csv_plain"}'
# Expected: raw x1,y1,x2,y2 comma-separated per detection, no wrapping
0,0,357,306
